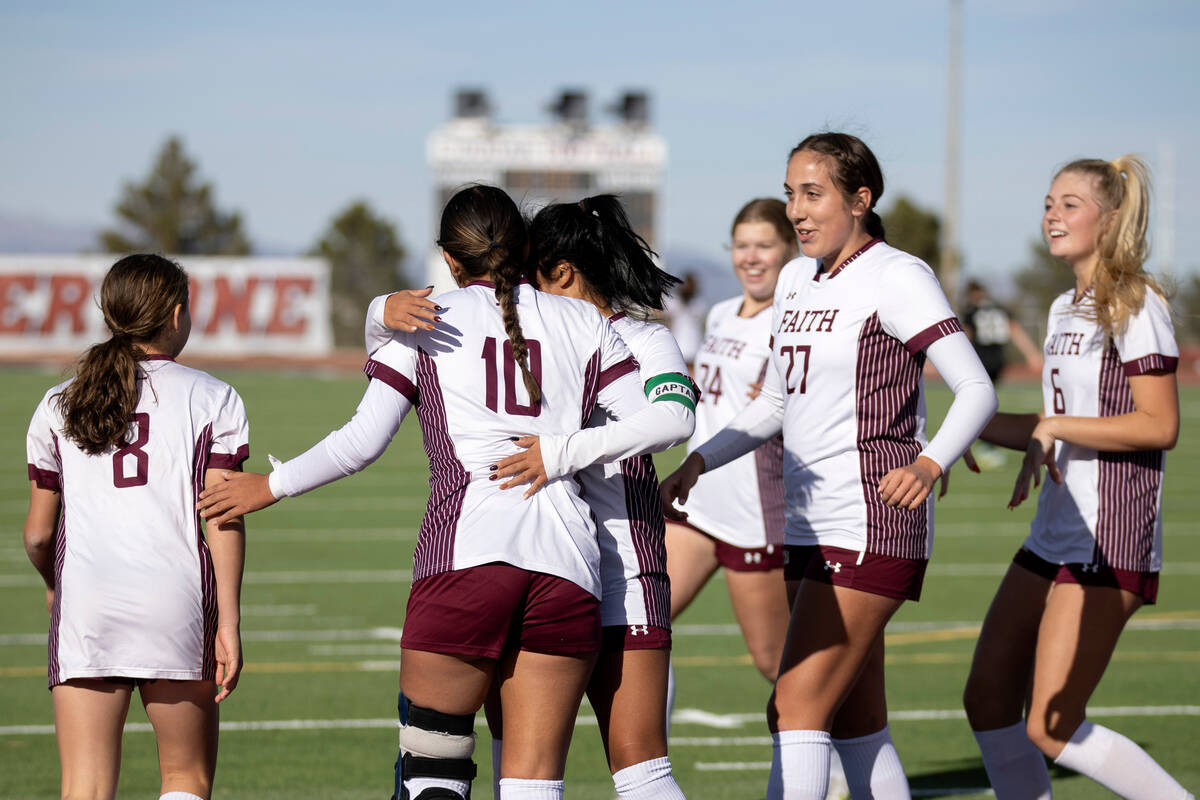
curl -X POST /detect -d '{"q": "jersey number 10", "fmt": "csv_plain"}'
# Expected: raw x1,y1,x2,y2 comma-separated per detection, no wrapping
481,336,543,417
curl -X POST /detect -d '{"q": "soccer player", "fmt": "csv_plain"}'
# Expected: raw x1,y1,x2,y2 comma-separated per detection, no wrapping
24,254,249,800
375,195,698,799
665,198,794,700
661,133,997,799
198,185,691,800
962,157,1192,799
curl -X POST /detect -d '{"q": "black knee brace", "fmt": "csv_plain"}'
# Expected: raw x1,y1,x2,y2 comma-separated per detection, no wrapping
392,692,477,800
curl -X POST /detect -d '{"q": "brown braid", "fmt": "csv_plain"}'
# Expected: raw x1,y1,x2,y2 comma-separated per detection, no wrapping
490,247,541,403
437,185,539,402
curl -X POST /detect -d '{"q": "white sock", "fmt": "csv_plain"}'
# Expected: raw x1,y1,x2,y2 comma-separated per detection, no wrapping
1054,720,1193,800
408,774,470,799
768,729,831,800
159,794,204,800
492,738,503,799
832,725,910,799
665,659,676,737
498,778,563,799
612,756,687,800
972,721,1051,800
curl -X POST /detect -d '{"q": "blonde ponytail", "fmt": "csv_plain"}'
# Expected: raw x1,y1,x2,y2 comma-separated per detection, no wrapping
1058,155,1162,336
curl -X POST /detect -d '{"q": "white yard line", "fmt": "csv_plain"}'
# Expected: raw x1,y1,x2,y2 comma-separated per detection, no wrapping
9,562,1200,589
4,705,1197,737
3,614,1197,648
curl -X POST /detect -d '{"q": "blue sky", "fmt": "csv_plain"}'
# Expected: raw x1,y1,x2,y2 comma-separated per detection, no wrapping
2,0,1196,296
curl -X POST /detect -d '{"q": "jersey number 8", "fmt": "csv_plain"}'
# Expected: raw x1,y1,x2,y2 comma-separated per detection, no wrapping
113,413,150,488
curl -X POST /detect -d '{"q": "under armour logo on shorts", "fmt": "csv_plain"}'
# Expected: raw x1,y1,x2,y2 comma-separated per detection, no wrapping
824,561,842,573
744,552,762,564
1081,564,1100,573
630,625,649,635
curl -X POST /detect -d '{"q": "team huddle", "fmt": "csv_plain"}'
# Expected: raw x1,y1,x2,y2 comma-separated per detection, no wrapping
23,133,1192,800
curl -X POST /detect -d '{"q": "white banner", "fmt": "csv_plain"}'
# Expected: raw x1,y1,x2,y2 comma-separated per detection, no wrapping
0,255,332,357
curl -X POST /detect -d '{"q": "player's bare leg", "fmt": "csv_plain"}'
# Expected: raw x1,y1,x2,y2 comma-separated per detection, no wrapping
726,567,790,681
962,563,1054,799
826,636,909,798
767,580,903,799
1018,583,1189,798
588,647,671,771
400,649,496,715
53,678,134,800
398,649,497,800
497,648,595,779
141,679,219,799
664,523,719,619
1026,582,1140,756
963,564,1051,730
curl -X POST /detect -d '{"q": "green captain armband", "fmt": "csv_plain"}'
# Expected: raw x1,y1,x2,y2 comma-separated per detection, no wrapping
644,372,698,412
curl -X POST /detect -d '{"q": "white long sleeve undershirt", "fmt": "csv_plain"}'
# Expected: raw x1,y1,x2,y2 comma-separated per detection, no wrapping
918,332,997,471
365,291,695,482
539,398,694,481
694,331,995,476
267,378,409,499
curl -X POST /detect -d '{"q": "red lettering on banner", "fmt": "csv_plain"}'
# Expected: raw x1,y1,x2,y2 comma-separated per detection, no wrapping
265,277,313,335
204,277,259,335
39,274,90,334
0,274,35,333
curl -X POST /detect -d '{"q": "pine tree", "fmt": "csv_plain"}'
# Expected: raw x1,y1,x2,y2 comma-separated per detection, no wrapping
99,136,251,255
311,201,408,346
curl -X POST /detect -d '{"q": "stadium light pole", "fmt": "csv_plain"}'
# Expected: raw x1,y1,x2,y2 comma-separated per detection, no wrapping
941,0,963,306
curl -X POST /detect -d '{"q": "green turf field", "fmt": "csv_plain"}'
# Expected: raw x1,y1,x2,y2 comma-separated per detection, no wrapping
1,365,1197,798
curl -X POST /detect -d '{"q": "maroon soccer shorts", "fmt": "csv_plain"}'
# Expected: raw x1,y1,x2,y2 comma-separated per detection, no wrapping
679,520,784,572
401,563,601,658
1013,547,1159,604
784,544,928,601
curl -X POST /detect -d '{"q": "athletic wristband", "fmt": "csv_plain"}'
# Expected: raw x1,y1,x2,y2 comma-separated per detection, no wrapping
644,372,698,412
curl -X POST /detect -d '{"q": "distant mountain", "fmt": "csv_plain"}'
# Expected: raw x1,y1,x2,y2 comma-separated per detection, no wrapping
0,212,99,253
0,211,296,256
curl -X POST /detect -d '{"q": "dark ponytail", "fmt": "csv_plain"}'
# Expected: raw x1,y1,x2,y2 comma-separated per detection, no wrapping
57,254,189,454
529,194,680,318
790,132,886,241
437,185,540,402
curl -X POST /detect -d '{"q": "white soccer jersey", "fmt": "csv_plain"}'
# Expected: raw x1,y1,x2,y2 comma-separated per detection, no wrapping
1025,289,1178,572
681,296,785,550
768,240,962,558
25,357,249,687
364,282,644,597
582,314,689,628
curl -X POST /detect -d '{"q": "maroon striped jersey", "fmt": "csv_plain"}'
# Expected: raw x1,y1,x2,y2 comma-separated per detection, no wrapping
26,357,249,687
768,240,961,559
1027,289,1178,572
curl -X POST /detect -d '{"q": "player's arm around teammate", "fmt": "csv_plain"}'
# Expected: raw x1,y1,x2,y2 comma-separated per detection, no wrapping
26,254,249,800
200,187,679,800
663,134,996,800
485,195,696,799
962,157,1192,800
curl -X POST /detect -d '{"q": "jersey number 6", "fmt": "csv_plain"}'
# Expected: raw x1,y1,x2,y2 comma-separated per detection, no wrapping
1050,368,1066,414
113,413,150,488
780,344,811,395
481,336,543,417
